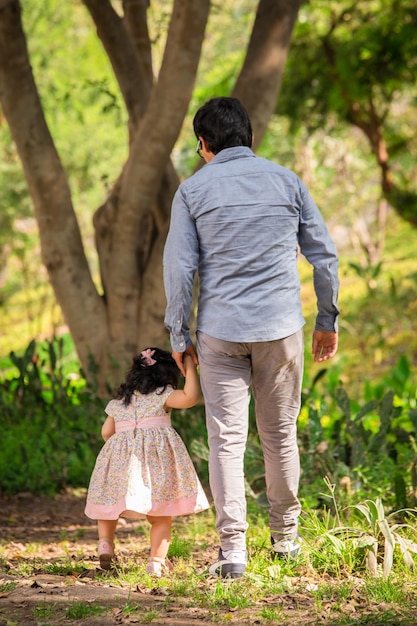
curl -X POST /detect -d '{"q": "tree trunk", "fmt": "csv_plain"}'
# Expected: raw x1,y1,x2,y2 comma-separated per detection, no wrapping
0,0,109,377
233,0,303,148
0,0,302,388
89,0,211,376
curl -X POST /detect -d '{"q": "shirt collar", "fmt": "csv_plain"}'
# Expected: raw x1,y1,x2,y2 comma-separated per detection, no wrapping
209,146,255,164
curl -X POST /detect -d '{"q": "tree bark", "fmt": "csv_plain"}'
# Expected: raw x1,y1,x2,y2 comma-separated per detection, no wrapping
123,0,154,85
82,0,150,139
0,0,302,387
233,0,303,149
87,0,211,370
0,0,108,376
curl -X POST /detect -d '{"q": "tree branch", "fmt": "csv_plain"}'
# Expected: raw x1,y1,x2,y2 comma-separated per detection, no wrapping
233,0,303,149
98,0,210,351
0,0,107,365
117,0,210,234
82,0,150,137
123,0,153,84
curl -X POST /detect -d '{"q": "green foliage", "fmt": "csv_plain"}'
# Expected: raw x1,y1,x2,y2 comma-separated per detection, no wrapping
21,0,127,193
174,407,209,485
365,578,410,604
352,497,417,577
298,355,417,511
277,0,417,224
1,334,416,525
0,581,17,593
0,337,105,495
386,187,417,227
33,602,57,620
168,534,193,559
44,561,87,576
186,356,417,518
303,480,417,580
279,0,417,131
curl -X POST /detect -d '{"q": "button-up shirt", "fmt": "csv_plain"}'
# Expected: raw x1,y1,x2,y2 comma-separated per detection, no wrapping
163,147,339,352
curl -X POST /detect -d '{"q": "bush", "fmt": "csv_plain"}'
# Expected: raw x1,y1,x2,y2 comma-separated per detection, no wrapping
1,338,416,506
298,356,417,510
0,338,105,495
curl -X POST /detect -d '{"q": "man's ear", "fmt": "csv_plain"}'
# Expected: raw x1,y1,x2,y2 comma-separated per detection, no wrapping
201,137,210,152
200,137,215,163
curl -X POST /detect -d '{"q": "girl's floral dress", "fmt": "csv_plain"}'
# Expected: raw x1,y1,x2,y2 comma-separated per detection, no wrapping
85,387,209,520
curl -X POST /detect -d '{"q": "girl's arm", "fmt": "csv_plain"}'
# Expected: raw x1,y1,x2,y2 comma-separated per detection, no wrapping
164,354,201,410
101,416,116,441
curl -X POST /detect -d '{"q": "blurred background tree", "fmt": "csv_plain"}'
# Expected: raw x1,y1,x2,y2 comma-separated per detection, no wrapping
0,0,301,389
0,0,416,390
276,0,417,266
0,0,416,502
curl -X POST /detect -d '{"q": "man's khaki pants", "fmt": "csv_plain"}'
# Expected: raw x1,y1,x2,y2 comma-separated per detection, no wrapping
197,329,304,554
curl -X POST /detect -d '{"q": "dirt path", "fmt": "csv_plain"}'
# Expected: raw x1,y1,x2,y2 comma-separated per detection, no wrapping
1,491,417,626
0,491,223,625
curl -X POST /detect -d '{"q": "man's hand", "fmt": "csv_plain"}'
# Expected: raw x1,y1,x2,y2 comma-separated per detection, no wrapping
312,330,338,363
172,344,199,376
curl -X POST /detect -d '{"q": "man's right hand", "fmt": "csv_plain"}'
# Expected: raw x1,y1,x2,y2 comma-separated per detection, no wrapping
312,330,338,363
172,344,199,376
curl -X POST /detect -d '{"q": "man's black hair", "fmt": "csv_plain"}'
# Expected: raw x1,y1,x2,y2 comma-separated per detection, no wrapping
193,97,252,155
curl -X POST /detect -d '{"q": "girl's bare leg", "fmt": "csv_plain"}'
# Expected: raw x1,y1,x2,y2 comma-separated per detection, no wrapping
146,515,172,558
98,519,118,542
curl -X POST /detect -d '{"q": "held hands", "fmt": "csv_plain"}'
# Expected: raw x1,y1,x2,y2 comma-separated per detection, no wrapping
312,330,338,363
166,344,201,409
172,344,199,377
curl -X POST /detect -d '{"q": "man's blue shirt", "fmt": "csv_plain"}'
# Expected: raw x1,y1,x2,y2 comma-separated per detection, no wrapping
163,147,339,351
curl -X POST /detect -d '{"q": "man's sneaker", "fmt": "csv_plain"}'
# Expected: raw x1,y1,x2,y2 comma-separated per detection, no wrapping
271,535,302,559
208,549,247,579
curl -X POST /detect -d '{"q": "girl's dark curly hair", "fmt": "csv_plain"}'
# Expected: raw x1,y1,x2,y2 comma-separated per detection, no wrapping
115,347,180,406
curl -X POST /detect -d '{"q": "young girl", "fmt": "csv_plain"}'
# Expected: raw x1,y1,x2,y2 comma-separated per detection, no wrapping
85,347,210,576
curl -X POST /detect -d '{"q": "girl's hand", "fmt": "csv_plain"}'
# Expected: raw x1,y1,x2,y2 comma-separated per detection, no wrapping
165,346,201,410
183,352,197,373
172,344,199,376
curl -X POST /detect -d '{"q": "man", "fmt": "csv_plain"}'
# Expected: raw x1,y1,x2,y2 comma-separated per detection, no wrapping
163,97,339,579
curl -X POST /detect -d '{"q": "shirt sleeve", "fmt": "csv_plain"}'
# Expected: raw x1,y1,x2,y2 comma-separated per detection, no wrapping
104,399,118,417
160,385,175,412
163,185,199,351
297,181,340,332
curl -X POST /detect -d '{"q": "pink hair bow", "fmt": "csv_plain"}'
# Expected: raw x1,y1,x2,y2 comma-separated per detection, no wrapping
141,348,156,366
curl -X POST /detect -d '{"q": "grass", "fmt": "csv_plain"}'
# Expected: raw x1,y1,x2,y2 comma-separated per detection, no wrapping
141,609,161,622
258,606,284,622
0,581,17,593
168,533,194,559
33,602,59,620
43,561,90,576
65,601,106,619
2,506,417,625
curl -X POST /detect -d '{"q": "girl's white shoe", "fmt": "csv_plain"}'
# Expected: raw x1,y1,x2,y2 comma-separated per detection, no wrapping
146,557,173,577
